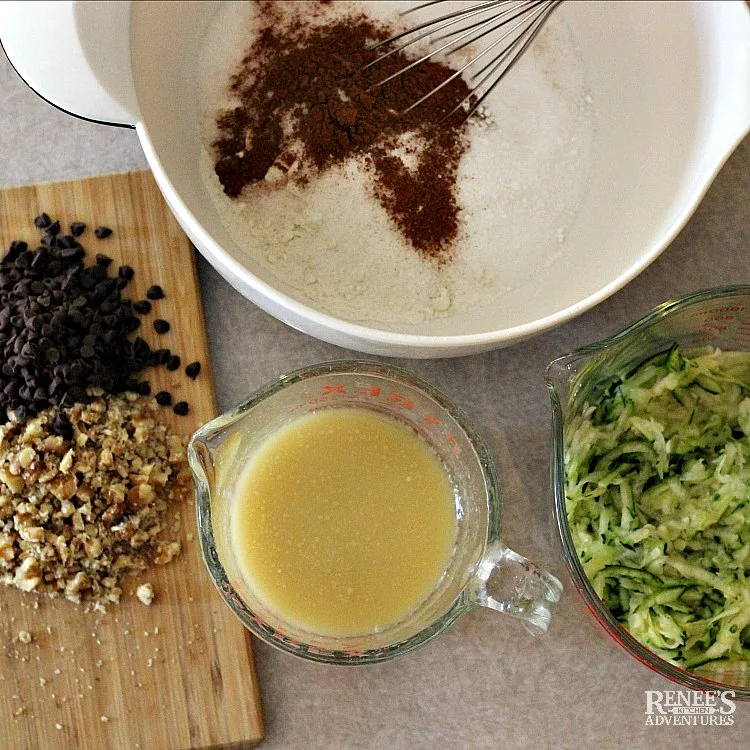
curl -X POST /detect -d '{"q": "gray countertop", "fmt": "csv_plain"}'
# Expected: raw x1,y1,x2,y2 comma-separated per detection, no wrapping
2,47,749,750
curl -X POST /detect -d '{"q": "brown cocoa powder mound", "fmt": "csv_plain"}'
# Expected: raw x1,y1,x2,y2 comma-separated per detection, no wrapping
212,1,472,262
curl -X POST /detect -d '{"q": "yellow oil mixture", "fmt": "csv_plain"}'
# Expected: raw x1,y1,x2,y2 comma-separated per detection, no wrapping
231,407,457,637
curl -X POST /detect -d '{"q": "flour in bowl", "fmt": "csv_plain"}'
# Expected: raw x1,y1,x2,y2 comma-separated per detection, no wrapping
198,1,596,326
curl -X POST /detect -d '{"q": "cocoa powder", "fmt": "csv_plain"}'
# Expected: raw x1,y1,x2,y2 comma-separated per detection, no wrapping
211,1,471,261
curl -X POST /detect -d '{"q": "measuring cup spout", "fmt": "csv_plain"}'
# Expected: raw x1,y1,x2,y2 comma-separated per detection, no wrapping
469,541,562,635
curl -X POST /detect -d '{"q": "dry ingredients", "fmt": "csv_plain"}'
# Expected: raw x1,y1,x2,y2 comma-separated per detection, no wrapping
200,1,596,325
0,391,189,610
212,0,470,260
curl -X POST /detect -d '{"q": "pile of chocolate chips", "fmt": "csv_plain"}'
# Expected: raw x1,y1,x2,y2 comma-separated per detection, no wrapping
0,215,199,435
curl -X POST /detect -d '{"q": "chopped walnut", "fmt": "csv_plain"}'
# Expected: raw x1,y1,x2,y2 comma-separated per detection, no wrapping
16,446,36,469
0,467,24,494
14,556,41,592
136,583,154,606
154,541,181,566
17,630,32,644
0,392,189,609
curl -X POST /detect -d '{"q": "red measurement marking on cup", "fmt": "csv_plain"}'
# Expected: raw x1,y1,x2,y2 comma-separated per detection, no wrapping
355,386,381,398
387,392,414,409
424,416,441,426
445,431,460,456
322,384,347,395
692,306,747,315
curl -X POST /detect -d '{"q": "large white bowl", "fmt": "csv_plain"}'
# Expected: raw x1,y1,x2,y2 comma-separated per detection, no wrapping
2,1,749,357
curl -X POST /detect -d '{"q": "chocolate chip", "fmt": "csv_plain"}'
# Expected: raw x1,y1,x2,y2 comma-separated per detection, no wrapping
153,348,171,365
146,285,164,300
51,413,73,441
34,213,52,229
185,361,201,379
153,319,170,334
0,214,194,425
94,226,113,239
124,316,141,332
57,235,78,250
173,401,189,416
3,240,27,265
59,246,84,261
155,391,172,406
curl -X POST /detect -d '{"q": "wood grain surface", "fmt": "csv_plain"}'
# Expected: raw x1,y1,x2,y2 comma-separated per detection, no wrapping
0,171,264,749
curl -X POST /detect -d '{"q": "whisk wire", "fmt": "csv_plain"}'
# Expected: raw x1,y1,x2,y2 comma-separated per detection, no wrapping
449,0,561,121
434,0,545,62
371,2,531,95
467,0,551,81
402,1,548,114
365,0,508,58
431,1,545,54
366,0,563,122
364,0,512,77
400,0,507,17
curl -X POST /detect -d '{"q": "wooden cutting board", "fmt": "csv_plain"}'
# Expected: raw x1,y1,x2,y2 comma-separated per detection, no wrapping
0,171,264,749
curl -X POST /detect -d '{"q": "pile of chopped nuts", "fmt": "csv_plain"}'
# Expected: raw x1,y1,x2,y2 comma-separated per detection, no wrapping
0,389,190,610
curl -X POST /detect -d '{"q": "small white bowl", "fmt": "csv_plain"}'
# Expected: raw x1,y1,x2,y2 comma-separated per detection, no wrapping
2,1,749,357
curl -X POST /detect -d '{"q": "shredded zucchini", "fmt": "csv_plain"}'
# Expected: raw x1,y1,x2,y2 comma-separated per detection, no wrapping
565,346,750,670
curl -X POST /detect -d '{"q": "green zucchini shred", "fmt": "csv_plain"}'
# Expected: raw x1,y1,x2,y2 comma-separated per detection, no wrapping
565,347,750,672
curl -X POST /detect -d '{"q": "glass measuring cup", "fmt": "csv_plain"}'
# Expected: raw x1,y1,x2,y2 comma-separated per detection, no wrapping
546,285,750,696
189,361,562,665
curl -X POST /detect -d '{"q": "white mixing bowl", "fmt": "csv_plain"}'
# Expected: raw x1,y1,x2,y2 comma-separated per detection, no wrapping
2,1,749,357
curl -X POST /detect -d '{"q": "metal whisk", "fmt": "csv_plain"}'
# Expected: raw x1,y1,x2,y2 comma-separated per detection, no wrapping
366,0,563,121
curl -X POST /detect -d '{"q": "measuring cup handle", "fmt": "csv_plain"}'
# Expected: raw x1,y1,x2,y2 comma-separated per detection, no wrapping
469,540,562,635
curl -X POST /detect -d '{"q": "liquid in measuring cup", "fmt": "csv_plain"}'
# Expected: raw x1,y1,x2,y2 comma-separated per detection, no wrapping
230,407,457,637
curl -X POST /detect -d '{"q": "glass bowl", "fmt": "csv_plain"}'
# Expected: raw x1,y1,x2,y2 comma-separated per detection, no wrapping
547,285,750,697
